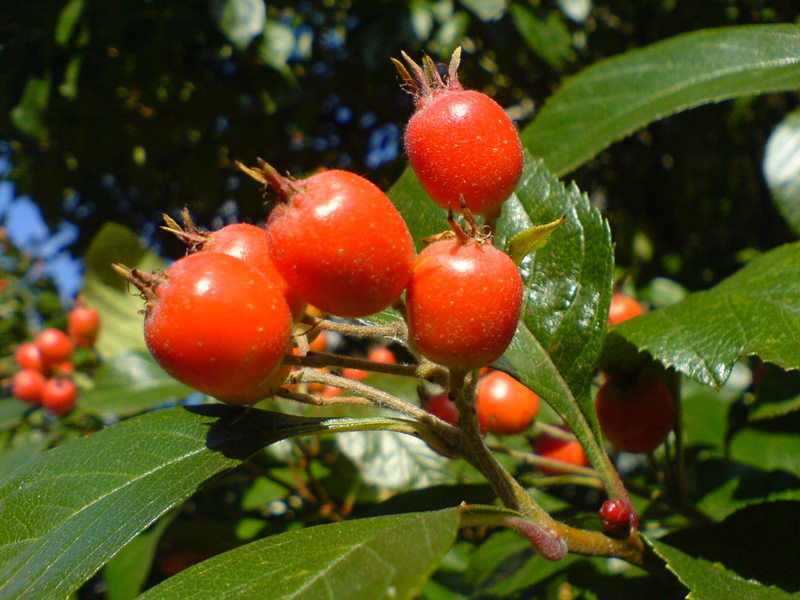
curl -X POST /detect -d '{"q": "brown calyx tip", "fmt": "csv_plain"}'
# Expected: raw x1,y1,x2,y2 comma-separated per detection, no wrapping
235,158,301,201
394,47,463,102
160,207,208,252
434,199,491,246
112,263,162,304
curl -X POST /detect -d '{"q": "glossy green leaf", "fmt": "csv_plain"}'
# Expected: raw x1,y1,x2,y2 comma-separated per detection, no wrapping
82,223,164,359
523,24,800,176
608,241,800,388
79,351,192,417
764,109,800,236
654,501,800,597
0,405,420,599
139,508,460,600
0,431,52,482
499,154,612,442
104,513,175,600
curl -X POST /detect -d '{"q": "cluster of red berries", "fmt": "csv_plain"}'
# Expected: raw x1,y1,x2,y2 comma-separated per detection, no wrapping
117,49,526,408
424,369,539,436
10,302,100,415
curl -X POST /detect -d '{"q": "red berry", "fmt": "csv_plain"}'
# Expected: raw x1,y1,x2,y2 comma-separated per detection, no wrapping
398,50,522,218
41,377,78,415
608,292,643,326
595,370,675,454
406,237,522,370
341,367,368,381
239,161,415,319
198,222,307,320
424,393,459,427
12,369,46,404
121,252,293,405
35,328,74,366
15,342,46,372
476,370,538,435
68,304,101,347
367,346,396,365
533,428,589,475
598,499,633,535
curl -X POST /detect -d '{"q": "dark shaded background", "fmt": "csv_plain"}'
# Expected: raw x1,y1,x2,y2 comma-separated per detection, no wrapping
1,0,798,289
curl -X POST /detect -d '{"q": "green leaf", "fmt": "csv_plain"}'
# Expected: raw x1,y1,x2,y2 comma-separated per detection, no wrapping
337,429,451,491
55,0,85,45
0,399,31,432
138,509,460,600
523,24,800,176
467,528,580,595
498,155,612,452
764,109,800,237
257,20,298,84
388,165,450,252
694,458,800,521
82,222,164,359
104,513,175,600
78,351,193,417
510,5,574,70
750,367,800,421
729,416,800,479
0,405,415,599
0,431,52,482
654,501,800,597
211,0,266,51
608,242,800,388
10,74,51,141
505,216,565,264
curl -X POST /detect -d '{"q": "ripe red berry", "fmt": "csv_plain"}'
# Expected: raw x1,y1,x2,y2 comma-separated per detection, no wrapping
533,428,589,475
595,370,675,454
35,328,74,366
12,369,46,404
397,49,523,218
68,304,101,347
186,220,307,320
406,237,522,370
15,342,46,372
367,346,396,365
238,161,415,319
424,392,459,427
598,499,634,536
117,252,293,405
608,292,643,326
476,370,539,435
41,377,78,415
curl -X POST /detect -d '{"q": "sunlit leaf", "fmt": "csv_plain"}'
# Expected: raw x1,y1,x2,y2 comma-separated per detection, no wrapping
764,108,800,236
211,0,266,51
607,242,800,388
0,405,418,598
523,24,800,176
82,223,164,359
139,509,460,600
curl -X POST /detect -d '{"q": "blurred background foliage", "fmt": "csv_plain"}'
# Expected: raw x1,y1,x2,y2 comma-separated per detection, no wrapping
1,0,798,287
